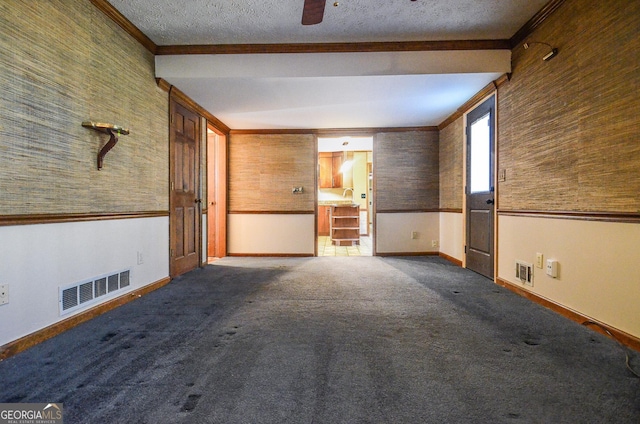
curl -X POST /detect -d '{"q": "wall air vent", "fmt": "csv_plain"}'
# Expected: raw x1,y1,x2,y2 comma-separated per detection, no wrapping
515,261,533,287
59,269,132,315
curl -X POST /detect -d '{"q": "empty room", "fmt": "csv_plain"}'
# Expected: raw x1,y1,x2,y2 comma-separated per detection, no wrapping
0,0,638,422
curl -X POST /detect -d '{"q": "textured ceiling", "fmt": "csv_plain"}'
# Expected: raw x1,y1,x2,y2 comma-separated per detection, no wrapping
109,0,548,45
108,0,551,129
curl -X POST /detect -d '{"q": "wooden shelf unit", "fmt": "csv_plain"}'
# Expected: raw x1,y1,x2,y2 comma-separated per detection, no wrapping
330,204,360,246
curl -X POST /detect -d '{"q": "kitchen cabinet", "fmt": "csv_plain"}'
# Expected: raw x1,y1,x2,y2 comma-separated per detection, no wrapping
319,152,343,188
330,204,360,246
318,205,330,236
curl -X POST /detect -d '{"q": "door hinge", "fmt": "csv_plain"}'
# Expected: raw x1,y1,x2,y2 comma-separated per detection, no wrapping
170,181,174,190
464,245,467,254
170,249,174,258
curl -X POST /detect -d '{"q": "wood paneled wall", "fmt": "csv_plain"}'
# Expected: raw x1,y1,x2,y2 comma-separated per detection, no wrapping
498,0,640,213
228,134,316,212
375,131,439,211
439,117,464,210
0,0,168,216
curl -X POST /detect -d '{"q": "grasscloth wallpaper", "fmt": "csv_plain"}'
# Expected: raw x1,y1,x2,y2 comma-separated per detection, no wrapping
228,134,316,212
0,0,168,215
375,131,439,211
439,117,464,210
498,0,640,213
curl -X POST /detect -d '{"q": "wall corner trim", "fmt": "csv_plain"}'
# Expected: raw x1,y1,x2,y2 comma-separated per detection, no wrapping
439,252,463,266
0,277,172,361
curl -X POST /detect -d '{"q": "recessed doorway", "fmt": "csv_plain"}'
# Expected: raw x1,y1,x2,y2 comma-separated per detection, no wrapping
317,136,373,257
206,123,227,262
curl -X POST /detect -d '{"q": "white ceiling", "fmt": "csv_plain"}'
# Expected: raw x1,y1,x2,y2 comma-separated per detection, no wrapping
318,136,373,152
108,0,550,130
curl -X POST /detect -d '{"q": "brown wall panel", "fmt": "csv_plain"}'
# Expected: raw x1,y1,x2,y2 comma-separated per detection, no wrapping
498,0,640,213
228,134,316,212
439,117,464,210
375,131,439,211
0,0,168,215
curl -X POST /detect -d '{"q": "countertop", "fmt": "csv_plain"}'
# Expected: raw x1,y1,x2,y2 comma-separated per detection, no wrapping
318,200,358,206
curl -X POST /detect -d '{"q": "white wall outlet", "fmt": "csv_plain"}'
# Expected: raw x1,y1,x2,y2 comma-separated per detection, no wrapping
411,231,418,239
431,239,438,248
0,284,8,305
546,259,559,278
137,251,144,265
536,252,544,268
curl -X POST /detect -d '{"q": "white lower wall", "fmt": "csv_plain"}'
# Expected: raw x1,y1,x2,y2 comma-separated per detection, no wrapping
439,212,464,262
0,217,169,346
498,215,640,338
376,212,439,254
228,214,315,255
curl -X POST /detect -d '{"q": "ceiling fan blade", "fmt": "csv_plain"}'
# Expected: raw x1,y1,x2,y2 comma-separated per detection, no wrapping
302,0,326,25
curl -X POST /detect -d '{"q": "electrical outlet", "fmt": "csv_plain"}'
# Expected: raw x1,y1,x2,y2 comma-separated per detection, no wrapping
431,240,438,248
546,259,559,278
536,252,543,268
137,251,144,265
411,231,418,239
0,284,8,305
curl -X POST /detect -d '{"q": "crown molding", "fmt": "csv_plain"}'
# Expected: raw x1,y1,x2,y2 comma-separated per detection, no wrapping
89,0,157,54
510,0,567,48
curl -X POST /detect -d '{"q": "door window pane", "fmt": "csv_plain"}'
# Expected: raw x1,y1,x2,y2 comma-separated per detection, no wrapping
470,113,491,193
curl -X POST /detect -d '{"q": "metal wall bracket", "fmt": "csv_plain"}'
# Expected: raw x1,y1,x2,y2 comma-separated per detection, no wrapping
82,121,130,170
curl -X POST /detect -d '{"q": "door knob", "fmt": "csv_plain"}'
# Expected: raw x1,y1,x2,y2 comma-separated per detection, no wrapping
486,199,495,205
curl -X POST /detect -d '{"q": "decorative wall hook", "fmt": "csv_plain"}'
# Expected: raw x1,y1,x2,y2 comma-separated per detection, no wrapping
523,41,558,61
82,121,130,170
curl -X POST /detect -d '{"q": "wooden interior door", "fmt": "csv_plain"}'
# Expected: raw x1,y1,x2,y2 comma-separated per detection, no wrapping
170,99,201,276
465,96,495,279
207,130,217,258
207,126,227,258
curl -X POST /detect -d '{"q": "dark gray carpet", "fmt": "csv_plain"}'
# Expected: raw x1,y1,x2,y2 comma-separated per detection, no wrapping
1,256,638,423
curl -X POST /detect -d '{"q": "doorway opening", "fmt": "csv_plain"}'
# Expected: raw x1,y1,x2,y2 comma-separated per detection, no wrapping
317,136,373,257
206,123,227,262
